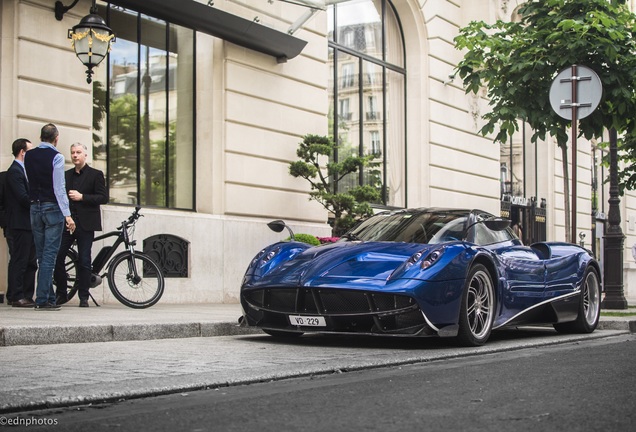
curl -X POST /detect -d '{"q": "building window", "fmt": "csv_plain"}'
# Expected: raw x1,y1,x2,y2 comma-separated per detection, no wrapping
339,99,351,121
370,131,381,155
365,27,376,50
342,30,354,47
341,63,355,88
328,0,406,207
93,3,196,210
367,95,379,120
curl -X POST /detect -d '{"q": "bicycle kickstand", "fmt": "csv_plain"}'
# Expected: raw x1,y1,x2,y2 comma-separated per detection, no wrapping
89,291,101,307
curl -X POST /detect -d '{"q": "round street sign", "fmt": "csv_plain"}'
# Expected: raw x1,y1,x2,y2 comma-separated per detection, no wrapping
549,65,603,121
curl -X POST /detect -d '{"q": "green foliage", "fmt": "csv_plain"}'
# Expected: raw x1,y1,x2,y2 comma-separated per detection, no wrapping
604,135,636,194
107,94,176,206
92,81,107,148
288,233,321,246
454,0,636,190
289,134,380,236
108,94,138,187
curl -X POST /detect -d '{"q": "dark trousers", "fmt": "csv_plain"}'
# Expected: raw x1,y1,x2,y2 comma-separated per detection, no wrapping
5,228,37,302
54,226,94,301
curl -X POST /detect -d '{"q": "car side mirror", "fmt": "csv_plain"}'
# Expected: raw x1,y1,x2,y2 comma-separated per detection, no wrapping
267,220,295,241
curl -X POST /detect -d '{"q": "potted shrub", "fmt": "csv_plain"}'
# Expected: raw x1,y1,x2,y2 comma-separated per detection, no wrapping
289,134,380,236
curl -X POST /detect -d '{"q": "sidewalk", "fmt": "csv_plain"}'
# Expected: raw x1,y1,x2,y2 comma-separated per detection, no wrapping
0,302,260,347
0,302,634,346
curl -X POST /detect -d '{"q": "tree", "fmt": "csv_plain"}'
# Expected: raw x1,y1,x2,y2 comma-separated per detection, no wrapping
454,0,636,242
290,134,380,236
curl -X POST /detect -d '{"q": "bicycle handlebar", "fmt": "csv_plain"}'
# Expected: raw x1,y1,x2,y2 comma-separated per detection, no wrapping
117,206,143,230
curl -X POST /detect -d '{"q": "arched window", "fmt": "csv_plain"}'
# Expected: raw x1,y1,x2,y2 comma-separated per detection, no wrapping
328,0,406,207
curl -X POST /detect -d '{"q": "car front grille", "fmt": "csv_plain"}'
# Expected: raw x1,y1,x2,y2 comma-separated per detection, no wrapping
244,288,417,316
242,287,433,336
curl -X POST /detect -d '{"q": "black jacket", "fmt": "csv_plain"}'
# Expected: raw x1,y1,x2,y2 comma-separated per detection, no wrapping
5,161,32,231
66,165,108,232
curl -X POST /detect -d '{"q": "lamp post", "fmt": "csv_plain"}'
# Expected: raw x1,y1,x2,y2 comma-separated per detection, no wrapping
56,0,115,83
602,128,628,309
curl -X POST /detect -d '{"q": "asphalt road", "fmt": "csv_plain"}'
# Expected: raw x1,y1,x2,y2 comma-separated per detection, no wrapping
5,332,635,432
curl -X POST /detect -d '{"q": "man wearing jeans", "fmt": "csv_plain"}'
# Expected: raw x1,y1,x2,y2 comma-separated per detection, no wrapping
24,123,75,310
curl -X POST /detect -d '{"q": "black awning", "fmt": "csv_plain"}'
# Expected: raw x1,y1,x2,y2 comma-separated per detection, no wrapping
108,0,307,62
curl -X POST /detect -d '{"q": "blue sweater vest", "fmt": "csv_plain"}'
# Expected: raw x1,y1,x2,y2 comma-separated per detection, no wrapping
25,146,58,203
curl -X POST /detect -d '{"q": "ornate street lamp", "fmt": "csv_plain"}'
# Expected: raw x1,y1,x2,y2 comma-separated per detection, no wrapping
55,0,115,84
602,128,628,309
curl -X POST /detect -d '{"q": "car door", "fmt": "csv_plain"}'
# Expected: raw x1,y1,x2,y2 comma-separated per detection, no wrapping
543,253,581,297
491,245,546,312
473,222,547,323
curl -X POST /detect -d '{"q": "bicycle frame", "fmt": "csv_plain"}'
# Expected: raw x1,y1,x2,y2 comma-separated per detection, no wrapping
91,228,135,277
80,207,143,287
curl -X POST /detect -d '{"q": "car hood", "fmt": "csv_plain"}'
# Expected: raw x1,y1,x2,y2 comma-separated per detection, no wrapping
248,241,442,288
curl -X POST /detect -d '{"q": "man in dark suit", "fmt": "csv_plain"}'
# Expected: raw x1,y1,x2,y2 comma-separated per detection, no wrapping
54,142,108,307
4,138,37,307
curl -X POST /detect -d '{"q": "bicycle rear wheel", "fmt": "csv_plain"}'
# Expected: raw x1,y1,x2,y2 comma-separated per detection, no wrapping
107,251,164,308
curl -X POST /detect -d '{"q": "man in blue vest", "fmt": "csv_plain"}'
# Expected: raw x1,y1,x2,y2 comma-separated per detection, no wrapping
24,124,76,310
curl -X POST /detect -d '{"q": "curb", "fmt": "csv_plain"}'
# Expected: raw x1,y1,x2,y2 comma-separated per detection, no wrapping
598,319,636,333
1,318,633,347
0,322,262,347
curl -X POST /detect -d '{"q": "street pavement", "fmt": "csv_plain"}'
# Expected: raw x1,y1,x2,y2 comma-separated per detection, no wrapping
0,301,634,414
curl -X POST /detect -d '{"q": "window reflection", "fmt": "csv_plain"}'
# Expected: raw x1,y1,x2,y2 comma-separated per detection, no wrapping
328,0,406,207
96,3,195,210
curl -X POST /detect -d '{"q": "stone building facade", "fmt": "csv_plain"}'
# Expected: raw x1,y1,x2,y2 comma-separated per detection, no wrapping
1,0,635,304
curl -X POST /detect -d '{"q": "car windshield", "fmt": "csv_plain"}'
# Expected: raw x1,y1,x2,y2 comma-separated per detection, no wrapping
347,211,469,244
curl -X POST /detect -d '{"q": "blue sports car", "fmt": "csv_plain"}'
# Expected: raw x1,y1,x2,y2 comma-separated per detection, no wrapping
240,208,602,346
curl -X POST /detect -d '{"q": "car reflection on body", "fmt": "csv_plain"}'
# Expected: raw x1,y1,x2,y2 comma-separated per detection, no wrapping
240,208,602,346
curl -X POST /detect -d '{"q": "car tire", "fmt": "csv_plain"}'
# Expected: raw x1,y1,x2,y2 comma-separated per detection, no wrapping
554,266,601,334
456,264,495,347
263,329,304,338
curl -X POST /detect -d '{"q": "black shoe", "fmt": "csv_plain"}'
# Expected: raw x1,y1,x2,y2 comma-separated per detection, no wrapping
79,300,89,308
34,303,61,311
12,298,35,308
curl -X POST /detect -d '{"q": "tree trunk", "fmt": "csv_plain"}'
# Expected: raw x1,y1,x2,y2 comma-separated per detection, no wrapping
332,210,341,237
561,144,571,243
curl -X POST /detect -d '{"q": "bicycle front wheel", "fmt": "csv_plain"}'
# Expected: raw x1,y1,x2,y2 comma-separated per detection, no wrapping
107,251,165,308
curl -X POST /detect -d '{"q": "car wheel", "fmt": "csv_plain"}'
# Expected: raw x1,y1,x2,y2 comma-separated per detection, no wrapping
456,264,495,347
554,266,601,334
263,329,304,338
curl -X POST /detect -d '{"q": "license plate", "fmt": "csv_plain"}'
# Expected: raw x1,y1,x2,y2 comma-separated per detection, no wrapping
289,315,326,327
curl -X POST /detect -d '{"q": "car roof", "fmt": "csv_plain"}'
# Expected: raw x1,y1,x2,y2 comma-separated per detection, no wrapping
378,207,493,218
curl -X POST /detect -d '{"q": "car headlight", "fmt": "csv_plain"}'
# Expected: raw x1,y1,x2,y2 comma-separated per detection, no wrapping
421,248,444,269
404,250,424,271
251,247,281,268
388,247,445,281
